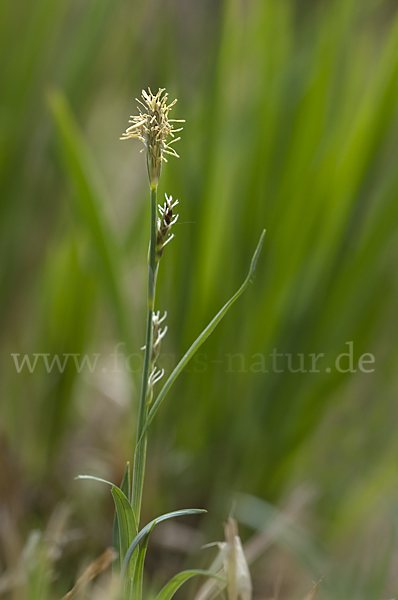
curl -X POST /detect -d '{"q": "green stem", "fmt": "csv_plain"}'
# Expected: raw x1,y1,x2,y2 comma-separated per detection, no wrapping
132,185,158,524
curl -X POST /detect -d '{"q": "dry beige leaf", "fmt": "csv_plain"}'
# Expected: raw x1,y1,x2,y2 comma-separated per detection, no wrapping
61,547,117,600
304,578,323,600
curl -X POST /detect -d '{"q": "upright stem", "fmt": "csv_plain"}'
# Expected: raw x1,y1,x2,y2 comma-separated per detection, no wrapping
132,185,158,524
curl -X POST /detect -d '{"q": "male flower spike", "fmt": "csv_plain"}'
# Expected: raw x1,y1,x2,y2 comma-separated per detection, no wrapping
120,87,184,187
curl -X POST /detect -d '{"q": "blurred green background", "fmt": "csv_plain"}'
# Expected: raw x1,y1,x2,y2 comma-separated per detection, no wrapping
2,0,398,597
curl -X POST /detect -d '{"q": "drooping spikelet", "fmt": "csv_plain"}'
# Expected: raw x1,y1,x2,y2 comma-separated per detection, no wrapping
120,88,184,187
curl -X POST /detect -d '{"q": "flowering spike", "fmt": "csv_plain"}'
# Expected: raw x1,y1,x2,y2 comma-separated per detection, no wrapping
156,194,179,261
121,88,184,187
147,366,165,405
148,367,165,387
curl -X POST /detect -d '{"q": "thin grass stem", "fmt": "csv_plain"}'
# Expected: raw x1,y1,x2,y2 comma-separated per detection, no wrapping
131,185,158,524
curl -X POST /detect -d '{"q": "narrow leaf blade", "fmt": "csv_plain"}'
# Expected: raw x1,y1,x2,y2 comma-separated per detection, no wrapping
76,474,137,572
113,462,132,571
121,509,206,580
141,230,266,438
121,462,132,502
131,523,155,600
76,475,115,486
111,486,138,568
155,570,224,600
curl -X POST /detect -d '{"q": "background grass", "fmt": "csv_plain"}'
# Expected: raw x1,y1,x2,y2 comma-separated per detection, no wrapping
2,0,398,598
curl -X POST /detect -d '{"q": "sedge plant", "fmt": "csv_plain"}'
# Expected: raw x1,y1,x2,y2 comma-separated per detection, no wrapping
77,88,265,600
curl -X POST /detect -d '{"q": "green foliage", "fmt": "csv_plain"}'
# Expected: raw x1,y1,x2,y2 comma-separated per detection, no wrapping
110,486,137,574
131,526,152,600
113,462,132,571
121,509,206,582
2,0,398,596
153,570,223,600
77,476,208,598
141,229,265,437
76,475,137,570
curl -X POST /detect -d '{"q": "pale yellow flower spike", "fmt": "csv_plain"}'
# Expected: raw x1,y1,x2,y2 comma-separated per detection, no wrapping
120,88,185,188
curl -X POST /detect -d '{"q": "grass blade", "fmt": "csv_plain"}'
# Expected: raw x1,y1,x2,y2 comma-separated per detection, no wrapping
76,475,137,571
120,462,132,503
154,570,224,600
121,509,206,581
113,462,132,571
131,523,155,600
111,487,137,569
140,230,265,438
